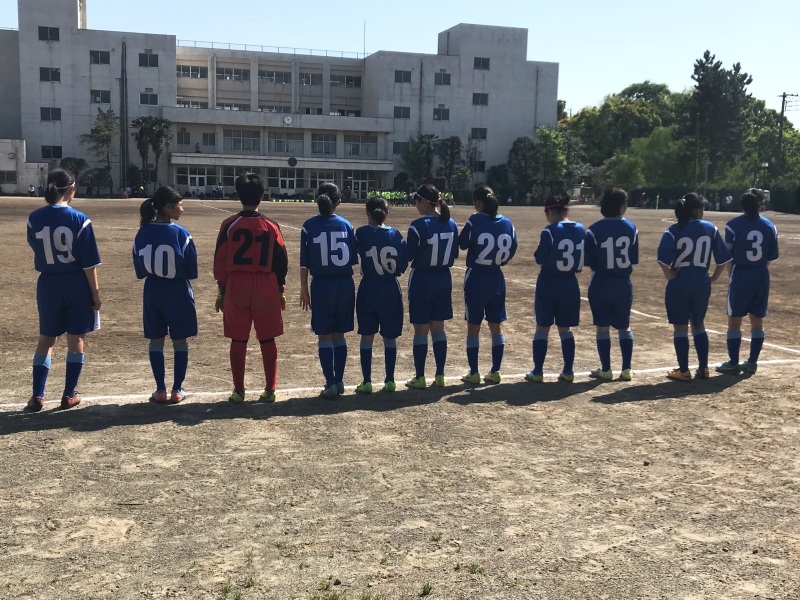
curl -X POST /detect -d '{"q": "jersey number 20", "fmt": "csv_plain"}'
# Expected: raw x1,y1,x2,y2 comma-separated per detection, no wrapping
675,236,711,268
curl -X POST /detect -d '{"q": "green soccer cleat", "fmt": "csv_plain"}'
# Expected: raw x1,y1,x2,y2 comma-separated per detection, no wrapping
558,372,575,383
356,381,373,394
321,384,339,399
620,369,634,381
483,371,502,384
405,376,426,389
524,370,543,383
715,361,741,375
336,381,345,395
228,390,245,403
382,381,396,393
259,389,277,403
740,360,758,374
434,375,446,387
461,372,481,385
590,368,613,382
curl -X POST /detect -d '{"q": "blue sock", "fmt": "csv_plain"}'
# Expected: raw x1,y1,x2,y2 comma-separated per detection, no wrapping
726,329,742,364
619,330,634,371
674,331,690,372
412,334,428,378
333,338,347,384
560,331,575,374
149,341,166,391
749,329,765,363
692,328,709,370
318,341,335,387
360,340,373,383
432,331,447,377
32,354,51,398
491,334,505,373
173,342,188,391
64,352,85,398
384,338,397,382
532,332,548,375
466,336,479,375
596,331,611,372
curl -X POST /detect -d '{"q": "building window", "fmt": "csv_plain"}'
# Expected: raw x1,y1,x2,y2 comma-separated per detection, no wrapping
41,145,63,159
471,128,487,140
90,50,110,65
344,135,377,158
267,168,304,189
177,65,208,78
434,72,451,86
177,129,191,145
223,129,260,152
176,166,218,187
267,131,303,155
433,107,450,121
258,70,291,84
39,67,61,82
308,170,335,190
303,107,323,115
474,57,490,70
202,133,216,146
40,107,61,121
258,105,290,113
392,141,409,155
311,133,336,155
140,93,159,105
473,93,489,106
330,109,361,117
472,161,486,173
139,53,159,68
395,70,411,83
91,89,111,104
393,106,410,119
38,26,59,42
177,100,208,109
300,72,322,86
330,75,361,88
216,67,249,81
0,171,17,184
216,103,250,111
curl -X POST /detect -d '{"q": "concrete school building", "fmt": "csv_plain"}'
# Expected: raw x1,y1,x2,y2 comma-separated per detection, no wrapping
0,0,558,198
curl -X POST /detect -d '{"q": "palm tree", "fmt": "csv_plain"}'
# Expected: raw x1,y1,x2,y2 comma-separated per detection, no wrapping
131,116,155,191
149,118,173,189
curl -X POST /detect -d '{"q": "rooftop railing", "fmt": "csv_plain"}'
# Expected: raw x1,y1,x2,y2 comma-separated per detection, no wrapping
177,39,367,59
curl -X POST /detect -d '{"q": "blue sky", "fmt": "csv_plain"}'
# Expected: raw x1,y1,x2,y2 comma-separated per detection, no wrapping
3,0,797,119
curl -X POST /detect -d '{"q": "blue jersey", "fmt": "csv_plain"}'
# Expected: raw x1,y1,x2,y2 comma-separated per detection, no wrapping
300,214,358,278
585,217,639,277
355,225,408,280
133,222,198,281
725,214,779,268
27,204,101,274
458,212,518,270
534,220,586,275
657,219,731,281
407,216,459,271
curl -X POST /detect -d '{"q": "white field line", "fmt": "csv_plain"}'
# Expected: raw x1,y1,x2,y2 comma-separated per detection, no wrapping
3,358,799,412
195,201,302,231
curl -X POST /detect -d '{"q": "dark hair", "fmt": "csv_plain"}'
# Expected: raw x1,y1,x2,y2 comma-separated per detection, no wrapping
675,193,705,225
473,184,499,218
365,196,389,225
140,186,182,227
44,168,75,204
235,173,265,206
741,191,761,219
600,188,628,218
544,194,570,217
316,182,341,217
416,183,450,222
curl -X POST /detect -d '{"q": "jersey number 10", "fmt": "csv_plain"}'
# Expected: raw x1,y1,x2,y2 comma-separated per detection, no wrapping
138,244,177,278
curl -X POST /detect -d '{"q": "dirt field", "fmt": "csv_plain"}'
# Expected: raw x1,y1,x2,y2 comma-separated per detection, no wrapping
1,197,799,600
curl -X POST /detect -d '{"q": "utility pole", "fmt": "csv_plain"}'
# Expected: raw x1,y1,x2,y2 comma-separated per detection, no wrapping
776,92,799,178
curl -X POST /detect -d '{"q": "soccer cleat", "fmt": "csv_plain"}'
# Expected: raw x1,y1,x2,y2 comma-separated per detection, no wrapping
620,369,634,382
336,381,345,395
590,368,613,382
667,369,692,382
169,389,187,404
149,390,169,404
321,384,339,399
715,361,742,375
60,393,81,410
461,372,481,385
558,372,575,383
483,371,502,384
25,396,44,413
356,381,373,394
228,390,245,403
405,376,427,390
524,370,543,383
259,389,276,403
695,367,710,380
381,381,396,393
740,361,758,374
434,375,446,387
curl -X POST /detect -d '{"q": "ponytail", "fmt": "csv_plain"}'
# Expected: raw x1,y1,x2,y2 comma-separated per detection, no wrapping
416,183,449,222
139,186,182,227
316,182,341,217
473,184,499,218
365,196,389,225
44,168,75,205
675,193,704,226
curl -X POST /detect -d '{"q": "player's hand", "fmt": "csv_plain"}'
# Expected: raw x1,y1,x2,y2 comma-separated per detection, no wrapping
280,293,287,311
215,291,225,313
299,289,311,311
91,292,102,311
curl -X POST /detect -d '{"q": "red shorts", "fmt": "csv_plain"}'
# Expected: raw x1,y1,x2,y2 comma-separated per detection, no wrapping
223,271,284,341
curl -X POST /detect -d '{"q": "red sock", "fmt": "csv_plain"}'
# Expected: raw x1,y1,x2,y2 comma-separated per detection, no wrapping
230,341,247,391
260,340,278,390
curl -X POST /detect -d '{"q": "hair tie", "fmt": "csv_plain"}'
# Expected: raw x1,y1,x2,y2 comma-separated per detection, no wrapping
545,203,561,210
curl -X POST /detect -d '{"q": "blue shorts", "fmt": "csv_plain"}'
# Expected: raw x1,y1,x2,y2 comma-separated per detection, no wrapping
357,278,404,339
408,269,453,324
37,271,98,337
727,266,770,318
143,277,198,340
588,274,632,329
464,268,507,325
535,272,580,328
665,276,710,326
311,276,355,335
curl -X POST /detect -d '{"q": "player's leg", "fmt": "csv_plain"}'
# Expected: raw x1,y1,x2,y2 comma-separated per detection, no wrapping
588,277,613,380
486,321,504,384
717,316,744,374
148,337,168,403
592,327,613,380
691,320,710,378
527,325,550,382
557,327,576,382
169,338,189,403
556,278,580,381
380,281,403,392
669,325,691,380
407,323,430,388
743,314,765,373
462,272,483,382
462,322,482,384
356,282,377,391
666,281,691,380
331,278,356,395
257,337,278,402
618,328,634,380
29,335,58,411
528,275,554,381
407,273,431,388
311,279,338,397
251,273,283,401
382,337,398,391
430,321,447,385
430,272,454,385
478,272,506,383
357,334,375,394
332,332,347,395
615,281,634,380
62,334,86,408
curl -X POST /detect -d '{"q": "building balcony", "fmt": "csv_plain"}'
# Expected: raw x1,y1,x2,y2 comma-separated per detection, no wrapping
170,152,394,172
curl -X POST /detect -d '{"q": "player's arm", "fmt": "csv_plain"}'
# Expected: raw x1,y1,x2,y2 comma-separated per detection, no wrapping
183,234,198,280
711,226,732,278
75,220,102,308
299,226,310,310
534,228,552,266
583,229,597,270
630,226,640,266
213,221,231,312
271,226,288,310
396,235,409,276
347,224,359,266
406,224,421,261
457,218,472,250
506,225,519,264
656,230,677,279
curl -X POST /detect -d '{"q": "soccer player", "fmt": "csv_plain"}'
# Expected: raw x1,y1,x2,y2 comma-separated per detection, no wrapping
214,173,288,403
525,195,585,383
457,185,518,384
405,184,459,389
26,168,101,412
657,193,731,381
354,197,408,394
716,189,779,375
584,188,639,381
133,186,197,404
299,183,358,399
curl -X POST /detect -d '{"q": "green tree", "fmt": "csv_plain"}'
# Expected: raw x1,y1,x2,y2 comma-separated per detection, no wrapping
534,126,567,195
435,136,462,190
464,136,483,175
400,133,438,186
557,100,568,121
450,166,472,203
131,116,154,187
59,157,88,189
78,108,119,194
149,118,173,188
507,136,539,195
486,164,511,200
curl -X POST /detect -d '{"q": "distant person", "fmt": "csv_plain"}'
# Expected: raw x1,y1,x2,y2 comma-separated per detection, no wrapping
28,184,35,197
506,195,513,205
725,194,733,211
